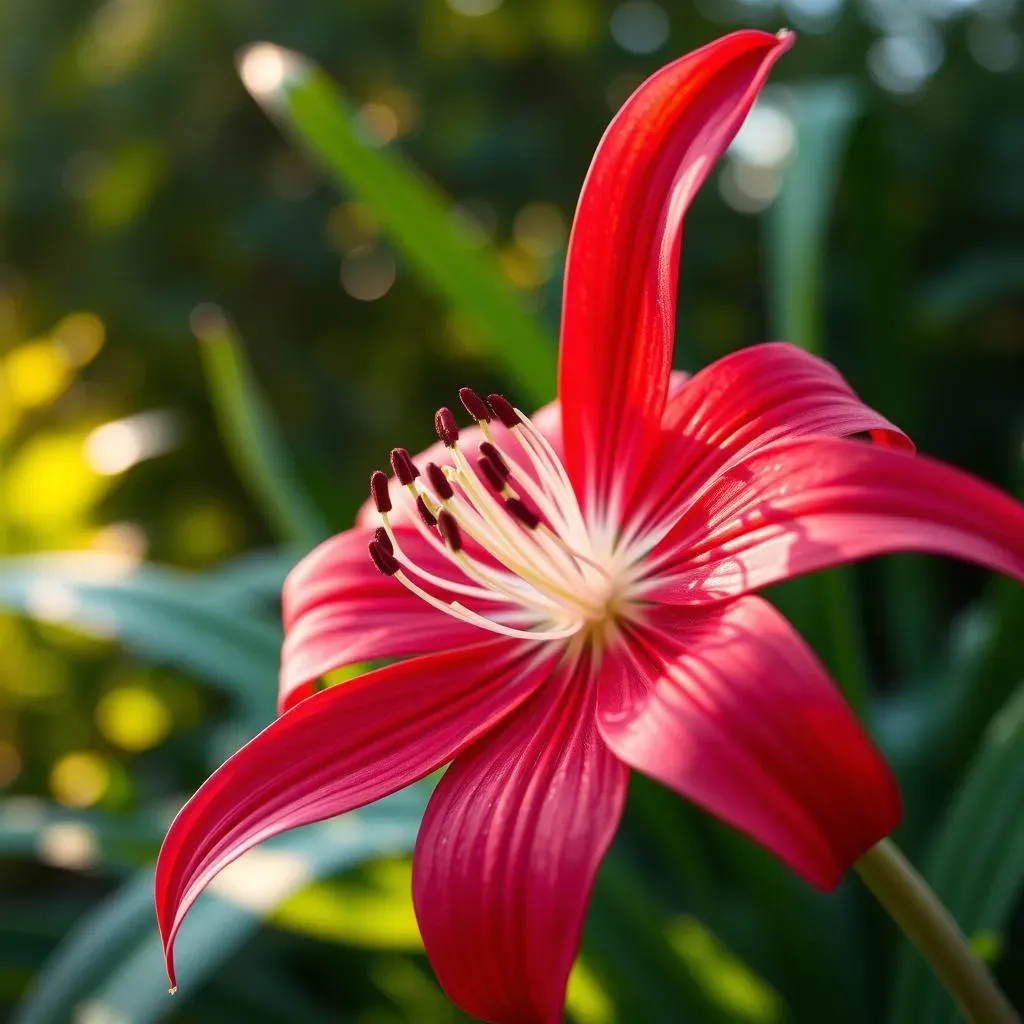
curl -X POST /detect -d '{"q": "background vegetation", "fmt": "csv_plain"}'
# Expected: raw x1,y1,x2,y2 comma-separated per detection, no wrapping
1,0,1022,1021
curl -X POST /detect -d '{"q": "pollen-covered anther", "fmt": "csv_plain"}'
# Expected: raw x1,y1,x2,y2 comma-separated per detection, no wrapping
373,526,393,554
390,447,420,486
368,539,400,576
416,495,438,528
426,461,454,501
478,441,510,478
370,470,392,513
478,457,507,494
459,387,491,423
436,509,463,552
434,407,459,447
505,497,540,530
487,393,519,429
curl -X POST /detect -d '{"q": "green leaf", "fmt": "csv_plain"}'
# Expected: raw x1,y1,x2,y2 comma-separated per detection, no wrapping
891,683,1024,1024
12,787,427,1024
192,308,329,549
0,553,279,728
767,79,861,354
237,44,556,403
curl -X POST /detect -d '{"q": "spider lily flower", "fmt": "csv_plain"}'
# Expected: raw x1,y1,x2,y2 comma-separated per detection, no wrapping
156,29,1024,1023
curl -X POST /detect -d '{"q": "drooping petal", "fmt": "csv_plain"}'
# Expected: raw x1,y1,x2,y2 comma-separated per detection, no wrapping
624,343,913,533
156,638,560,987
281,524,520,711
644,437,1024,603
598,598,900,888
413,655,628,1023
559,29,794,518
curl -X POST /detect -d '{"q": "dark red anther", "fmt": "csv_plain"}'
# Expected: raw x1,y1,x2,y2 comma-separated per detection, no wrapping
437,510,463,552
390,447,420,486
373,526,393,554
426,462,454,501
368,540,400,576
505,497,540,529
370,470,392,513
478,441,510,479
434,407,459,447
415,495,438,528
459,387,491,422
487,393,519,428
478,456,506,493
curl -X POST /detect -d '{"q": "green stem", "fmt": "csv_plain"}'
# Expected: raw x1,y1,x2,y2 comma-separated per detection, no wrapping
855,839,1018,1023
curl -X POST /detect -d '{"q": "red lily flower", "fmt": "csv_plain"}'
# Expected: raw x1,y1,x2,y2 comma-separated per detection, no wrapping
156,29,1024,1023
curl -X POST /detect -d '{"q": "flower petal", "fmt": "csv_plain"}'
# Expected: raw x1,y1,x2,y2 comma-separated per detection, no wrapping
156,637,559,987
413,655,628,1023
625,343,913,533
559,30,793,517
280,524,510,711
598,598,900,888
644,437,1024,603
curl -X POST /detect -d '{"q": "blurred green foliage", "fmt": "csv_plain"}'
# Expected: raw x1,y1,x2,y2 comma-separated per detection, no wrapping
1,0,1022,1021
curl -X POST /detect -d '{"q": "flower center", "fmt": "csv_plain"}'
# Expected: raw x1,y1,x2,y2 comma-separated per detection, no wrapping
367,389,638,645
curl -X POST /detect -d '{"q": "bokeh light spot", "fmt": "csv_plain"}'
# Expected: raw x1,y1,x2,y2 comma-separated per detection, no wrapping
4,340,72,409
96,685,173,751
513,202,567,259
610,1,670,55
446,0,504,17
50,751,110,808
0,741,22,788
37,821,100,870
341,245,397,301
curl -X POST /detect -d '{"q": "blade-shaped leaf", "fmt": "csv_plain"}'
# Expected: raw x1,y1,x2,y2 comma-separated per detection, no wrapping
237,43,556,403
193,309,328,549
891,683,1024,1024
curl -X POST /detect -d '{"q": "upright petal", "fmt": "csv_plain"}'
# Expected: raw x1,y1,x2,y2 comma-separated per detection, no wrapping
413,655,628,1023
559,30,794,517
281,525,520,711
598,598,900,888
643,437,1024,603
156,638,560,987
624,343,912,533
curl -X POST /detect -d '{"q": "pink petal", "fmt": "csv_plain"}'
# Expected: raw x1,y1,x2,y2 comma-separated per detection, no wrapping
558,30,793,517
625,343,913,531
413,656,628,1023
280,524,510,711
156,638,560,987
645,437,1024,603
598,598,900,888
355,398,563,529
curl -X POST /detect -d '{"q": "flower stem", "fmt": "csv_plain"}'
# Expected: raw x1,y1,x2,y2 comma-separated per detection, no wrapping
855,839,1018,1023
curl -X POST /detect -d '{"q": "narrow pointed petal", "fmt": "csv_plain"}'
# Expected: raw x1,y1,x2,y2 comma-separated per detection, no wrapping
413,657,628,1023
156,638,559,987
644,437,1024,603
599,599,900,888
281,525,513,711
626,343,912,531
559,29,793,515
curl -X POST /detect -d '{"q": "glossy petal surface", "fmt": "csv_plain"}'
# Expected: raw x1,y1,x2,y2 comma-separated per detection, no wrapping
413,657,628,1023
646,437,1024,603
559,30,793,515
157,638,559,985
598,598,900,888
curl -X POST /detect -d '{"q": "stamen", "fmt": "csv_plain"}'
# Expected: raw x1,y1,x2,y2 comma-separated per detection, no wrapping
479,441,510,479
487,393,519,428
478,456,507,494
390,447,419,485
505,497,540,530
459,387,491,422
369,539,400,576
437,509,463,552
426,462,454,501
373,526,393,554
434,407,459,447
370,470,392,513
415,495,438,528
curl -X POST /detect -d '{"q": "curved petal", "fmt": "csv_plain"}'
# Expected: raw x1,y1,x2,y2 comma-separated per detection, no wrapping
644,437,1024,603
598,598,900,888
157,637,560,987
413,655,628,1023
281,525,515,711
559,30,794,517
624,343,913,532
355,398,563,529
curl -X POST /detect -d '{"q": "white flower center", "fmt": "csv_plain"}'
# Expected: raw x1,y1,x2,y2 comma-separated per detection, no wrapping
368,391,643,646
